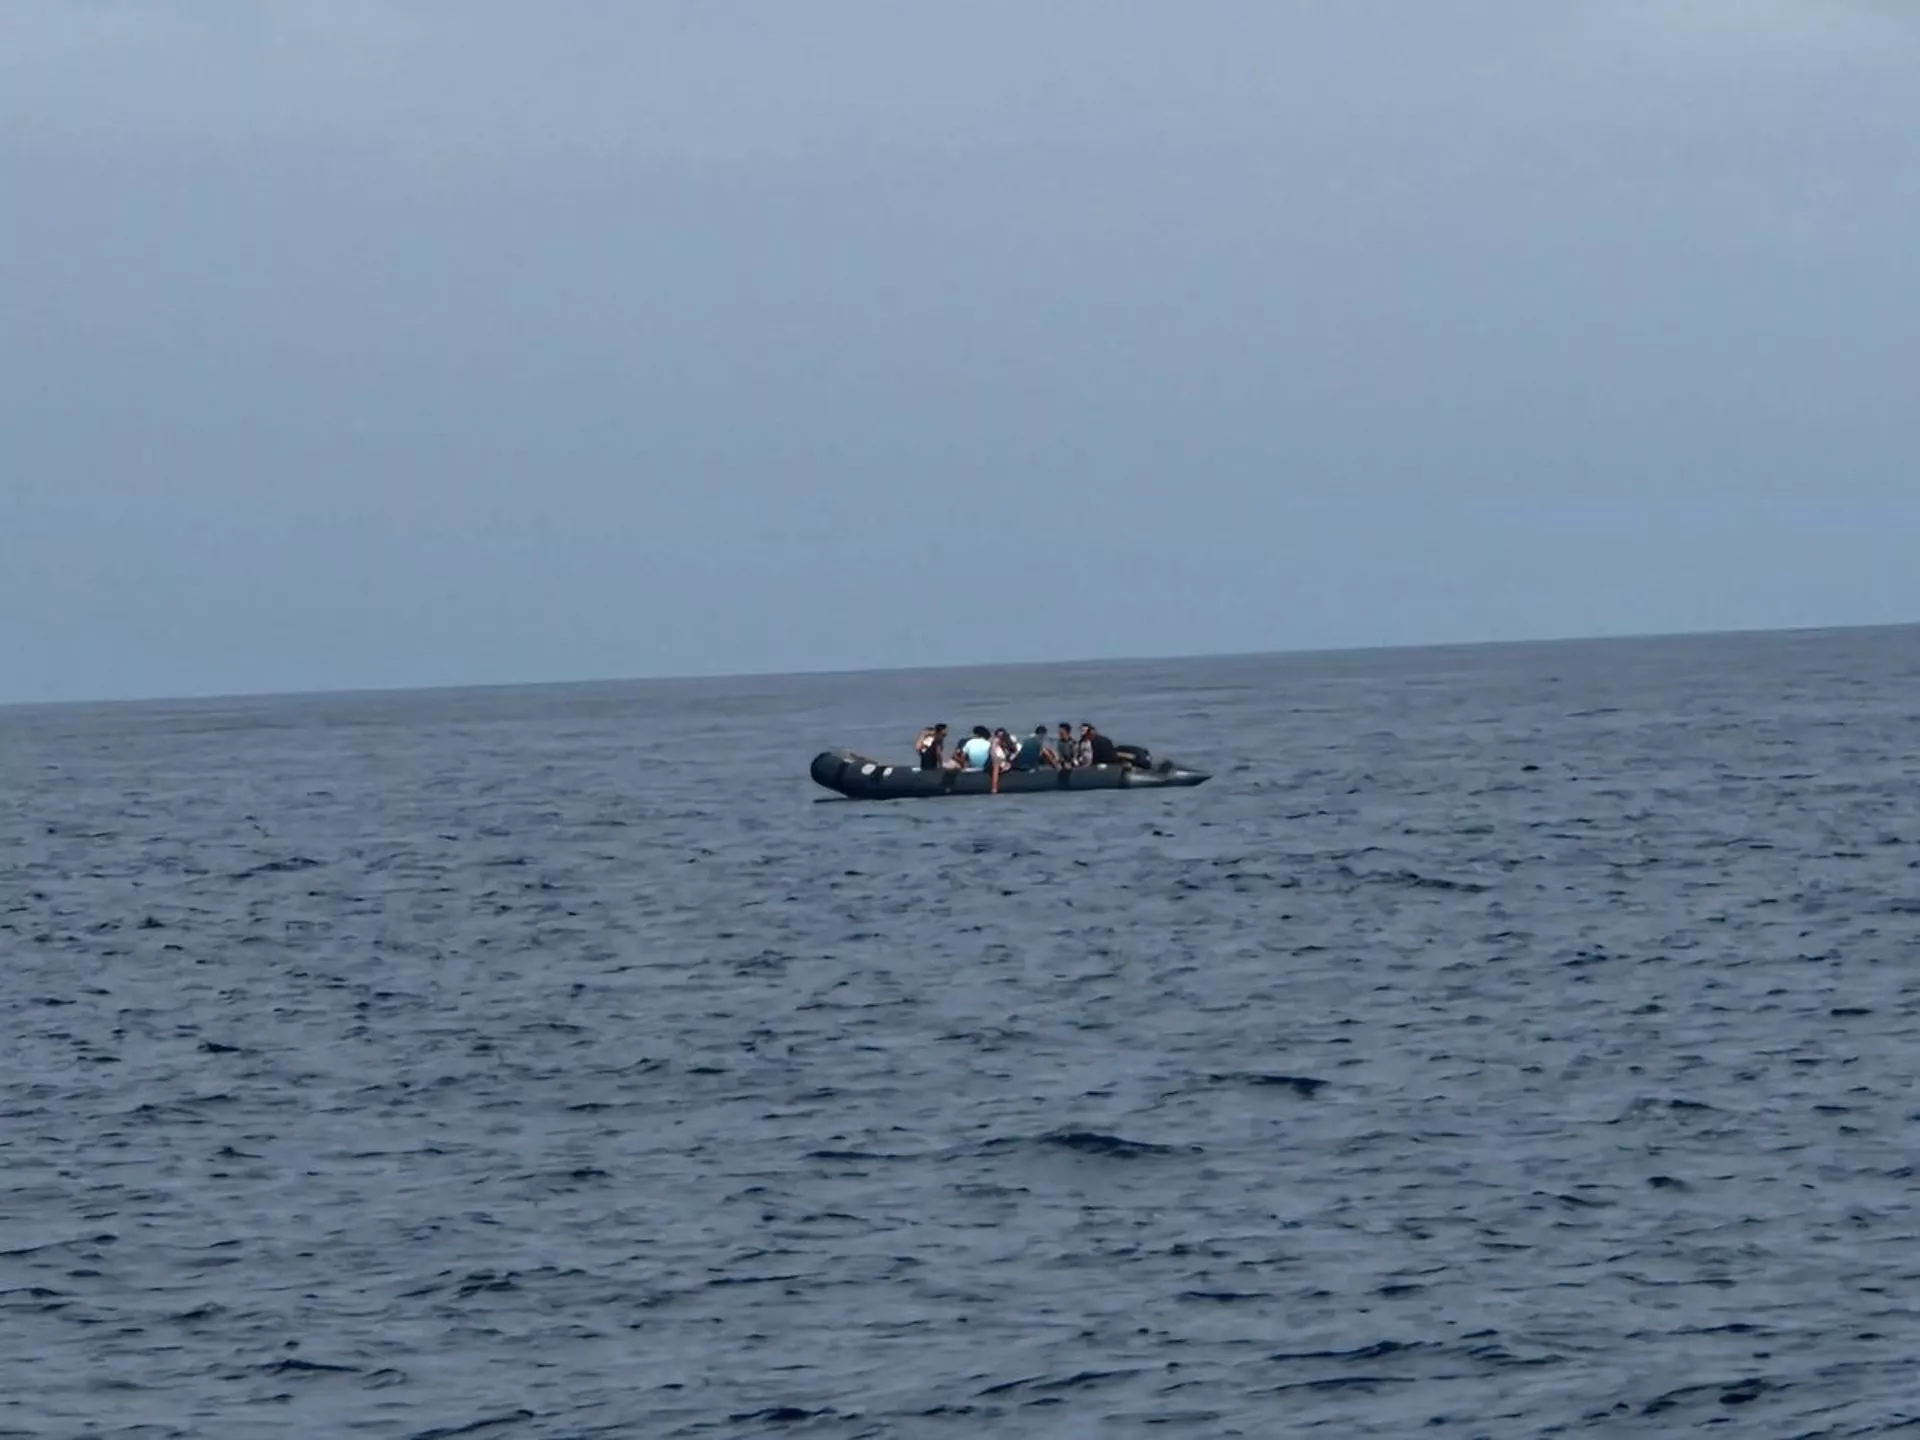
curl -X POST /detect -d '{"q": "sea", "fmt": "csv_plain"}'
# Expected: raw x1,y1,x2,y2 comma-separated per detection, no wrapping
4,624,1919,1439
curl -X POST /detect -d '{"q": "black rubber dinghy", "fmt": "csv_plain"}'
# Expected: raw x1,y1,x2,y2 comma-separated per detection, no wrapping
810,750,1211,801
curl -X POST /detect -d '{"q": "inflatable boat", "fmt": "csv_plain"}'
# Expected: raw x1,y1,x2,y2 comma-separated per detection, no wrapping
809,749,1211,801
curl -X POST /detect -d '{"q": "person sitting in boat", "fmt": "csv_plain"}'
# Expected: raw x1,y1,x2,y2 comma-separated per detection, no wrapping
1012,725,1059,770
991,728,1021,770
1079,723,1150,769
1056,722,1085,767
1081,722,1122,767
915,723,949,771
956,725,996,770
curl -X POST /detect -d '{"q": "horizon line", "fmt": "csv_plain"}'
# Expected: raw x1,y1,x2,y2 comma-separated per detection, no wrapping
2,616,1913,714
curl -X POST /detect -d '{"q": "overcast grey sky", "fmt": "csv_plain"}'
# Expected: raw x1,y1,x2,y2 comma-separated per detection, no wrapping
3,1,1916,704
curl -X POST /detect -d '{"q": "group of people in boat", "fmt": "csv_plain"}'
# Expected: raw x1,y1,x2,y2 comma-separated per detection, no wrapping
913,721,1149,773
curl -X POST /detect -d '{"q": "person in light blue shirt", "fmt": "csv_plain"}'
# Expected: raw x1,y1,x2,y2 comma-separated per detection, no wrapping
957,726,995,770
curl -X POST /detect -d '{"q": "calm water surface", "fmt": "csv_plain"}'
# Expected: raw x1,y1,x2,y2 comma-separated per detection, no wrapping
4,627,1920,1438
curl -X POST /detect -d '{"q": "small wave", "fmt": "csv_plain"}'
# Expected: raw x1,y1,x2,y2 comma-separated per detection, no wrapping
1464,1338,1566,1368
0,1233,118,1259
1641,1375,1780,1415
978,1368,1139,1396
1255,1376,1415,1395
1667,1322,1768,1337
126,1093,239,1118
1035,1130,1191,1159
1537,1189,1615,1209
1336,865,1492,893
1269,1341,1421,1362
728,1406,841,1424
229,856,323,879
453,1271,518,1298
406,1412,536,1440
261,1356,359,1375
1207,1072,1328,1097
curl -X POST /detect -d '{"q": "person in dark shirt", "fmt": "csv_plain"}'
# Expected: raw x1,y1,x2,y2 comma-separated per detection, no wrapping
915,723,949,770
1013,725,1058,770
1082,723,1121,766
1055,723,1079,767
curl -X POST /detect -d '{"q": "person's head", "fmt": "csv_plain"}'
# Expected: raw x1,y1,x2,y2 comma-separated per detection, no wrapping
1034,725,1047,737
972,725,991,739
933,722,947,736
1058,722,1072,736
1081,722,1095,736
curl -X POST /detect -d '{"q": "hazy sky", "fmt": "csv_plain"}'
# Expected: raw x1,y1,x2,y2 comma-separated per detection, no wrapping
3,1,1916,704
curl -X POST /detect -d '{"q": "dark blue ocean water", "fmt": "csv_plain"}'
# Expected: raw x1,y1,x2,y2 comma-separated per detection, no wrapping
5,626,1920,1439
